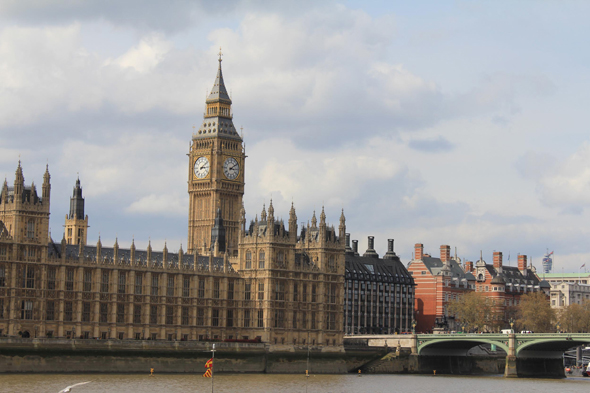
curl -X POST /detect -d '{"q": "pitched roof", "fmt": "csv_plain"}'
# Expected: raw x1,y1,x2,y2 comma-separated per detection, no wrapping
345,253,414,284
206,59,231,104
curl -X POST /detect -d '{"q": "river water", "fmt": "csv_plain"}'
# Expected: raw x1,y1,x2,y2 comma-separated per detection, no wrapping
1,373,589,393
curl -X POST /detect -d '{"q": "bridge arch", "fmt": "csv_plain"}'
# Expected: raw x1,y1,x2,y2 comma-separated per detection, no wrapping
516,337,589,356
418,337,509,355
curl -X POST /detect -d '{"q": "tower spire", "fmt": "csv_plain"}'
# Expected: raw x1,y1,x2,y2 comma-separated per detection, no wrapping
206,48,231,105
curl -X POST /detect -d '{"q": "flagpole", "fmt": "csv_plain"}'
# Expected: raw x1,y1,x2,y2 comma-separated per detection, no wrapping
211,343,215,393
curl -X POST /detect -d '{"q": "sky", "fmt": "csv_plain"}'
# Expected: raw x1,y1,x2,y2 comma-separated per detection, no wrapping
1,0,589,273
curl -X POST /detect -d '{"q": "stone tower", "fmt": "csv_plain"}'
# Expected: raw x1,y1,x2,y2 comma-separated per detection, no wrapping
64,177,88,245
187,53,245,256
0,162,51,261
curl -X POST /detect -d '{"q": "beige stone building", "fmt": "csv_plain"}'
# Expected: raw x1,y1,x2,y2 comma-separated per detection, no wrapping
0,56,345,348
550,282,590,308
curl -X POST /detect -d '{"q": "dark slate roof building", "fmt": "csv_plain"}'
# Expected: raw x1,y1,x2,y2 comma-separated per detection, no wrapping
344,235,415,335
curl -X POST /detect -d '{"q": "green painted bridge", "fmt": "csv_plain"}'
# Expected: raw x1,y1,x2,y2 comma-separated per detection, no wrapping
416,332,590,377
416,332,590,357
346,333,590,377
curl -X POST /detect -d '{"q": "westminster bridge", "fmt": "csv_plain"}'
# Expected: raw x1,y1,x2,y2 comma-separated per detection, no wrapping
344,333,590,377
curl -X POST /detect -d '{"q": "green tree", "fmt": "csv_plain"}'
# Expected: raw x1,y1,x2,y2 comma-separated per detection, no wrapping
516,291,555,332
558,301,590,332
447,292,499,332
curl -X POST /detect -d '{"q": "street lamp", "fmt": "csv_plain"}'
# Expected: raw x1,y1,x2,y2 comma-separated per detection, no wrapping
142,328,145,340
509,318,514,332
72,327,76,340
461,322,466,333
556,323,561,333
411,320,417,334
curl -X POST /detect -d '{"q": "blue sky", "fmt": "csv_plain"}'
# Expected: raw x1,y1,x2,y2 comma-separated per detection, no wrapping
1,0,589,272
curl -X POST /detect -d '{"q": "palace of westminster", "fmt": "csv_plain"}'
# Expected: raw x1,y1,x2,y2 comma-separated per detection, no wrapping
0,57,416,346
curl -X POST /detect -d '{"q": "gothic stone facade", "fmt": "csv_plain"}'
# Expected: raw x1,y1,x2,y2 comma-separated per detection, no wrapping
0,58,345,348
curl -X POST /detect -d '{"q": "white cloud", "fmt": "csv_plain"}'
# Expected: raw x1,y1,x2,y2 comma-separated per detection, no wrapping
518,142,590,214
112,34,172,73
0,1,587,273
126,193,186,216
57,132,187,200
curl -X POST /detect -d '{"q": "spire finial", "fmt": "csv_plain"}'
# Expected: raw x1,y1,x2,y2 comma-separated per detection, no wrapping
218,47,223,64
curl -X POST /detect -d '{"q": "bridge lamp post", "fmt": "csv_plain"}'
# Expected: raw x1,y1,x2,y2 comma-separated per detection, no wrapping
411,320,417,334
509,318,514,331
556,322,560,333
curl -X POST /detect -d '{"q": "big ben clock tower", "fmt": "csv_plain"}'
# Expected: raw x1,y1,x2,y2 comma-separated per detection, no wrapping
187,52,245,256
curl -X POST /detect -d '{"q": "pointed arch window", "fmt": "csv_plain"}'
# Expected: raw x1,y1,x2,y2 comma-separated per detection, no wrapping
259,251,265,269
277,251,284,268
245,251,252,269
26,219,35,239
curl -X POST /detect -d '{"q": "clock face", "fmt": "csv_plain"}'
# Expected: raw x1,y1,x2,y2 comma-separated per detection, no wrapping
223,157,240,180
194,156,210,179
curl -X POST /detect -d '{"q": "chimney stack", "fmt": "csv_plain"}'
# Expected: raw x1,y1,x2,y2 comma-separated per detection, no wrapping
415,243,424,260
440,245,451,263
363,236,379,258
383,239,397,260
465,261,473,272
345,233,352,254
518,255,527,273
493,251,503,269
352,240,359,256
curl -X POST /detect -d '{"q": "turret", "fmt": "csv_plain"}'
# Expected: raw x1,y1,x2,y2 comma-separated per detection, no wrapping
13,161,24,201
260,204,267,222
193,247,199,271
239,202,246,234
130,238,136,264
61,232,67,258
268,199,275,224
147,240,152,266
339,209,346,241
311,211,317,228
113,238,119,262
96,236,102,262
42,164,51,201
163,242,168,265
210,208,226,253
288,202,297,242
0,178,7,204
64,177,88,245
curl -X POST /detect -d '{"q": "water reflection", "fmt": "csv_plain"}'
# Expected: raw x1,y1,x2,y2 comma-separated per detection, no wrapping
1,373,589,393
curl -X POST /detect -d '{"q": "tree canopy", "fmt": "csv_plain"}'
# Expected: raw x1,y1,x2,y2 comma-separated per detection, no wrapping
516,291,555,332
558,301,590,332
447,292,500,332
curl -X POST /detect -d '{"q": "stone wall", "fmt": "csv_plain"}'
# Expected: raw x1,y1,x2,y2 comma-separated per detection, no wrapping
0,338,381,374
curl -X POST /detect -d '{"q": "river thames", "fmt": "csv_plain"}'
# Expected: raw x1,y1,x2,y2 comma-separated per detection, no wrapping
1,373,589,393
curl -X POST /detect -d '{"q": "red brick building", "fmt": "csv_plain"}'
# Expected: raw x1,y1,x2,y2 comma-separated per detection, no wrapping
408,244,550,333
407,244,474,332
